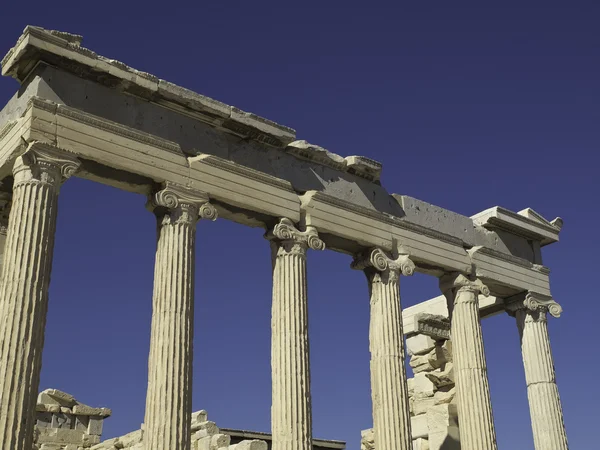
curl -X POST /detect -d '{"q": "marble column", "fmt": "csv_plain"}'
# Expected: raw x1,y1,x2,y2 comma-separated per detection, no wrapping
143,182,217,450
0,190,12,274
267,218,324,450
352,248,415,450
507,293,568,450
440,273,497,450
0,144,80,450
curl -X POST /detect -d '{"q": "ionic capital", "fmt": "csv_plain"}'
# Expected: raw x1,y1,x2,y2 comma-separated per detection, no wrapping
351,247,415,278
148,182,217,225
267,217,325,251
506,292,563,319
440,272,490,299
13,143,81,188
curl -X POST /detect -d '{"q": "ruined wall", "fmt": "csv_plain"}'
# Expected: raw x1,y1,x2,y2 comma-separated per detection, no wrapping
34,389,111,450
89,410,267,450
361,314,459,450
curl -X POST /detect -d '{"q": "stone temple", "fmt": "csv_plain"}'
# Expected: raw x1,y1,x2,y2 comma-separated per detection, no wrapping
0,26,568,450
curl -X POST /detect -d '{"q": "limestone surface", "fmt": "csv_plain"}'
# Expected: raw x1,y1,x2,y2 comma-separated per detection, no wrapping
34,389,111,449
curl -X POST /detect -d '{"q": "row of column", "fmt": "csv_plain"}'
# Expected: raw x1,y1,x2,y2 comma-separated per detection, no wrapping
0,144,568,450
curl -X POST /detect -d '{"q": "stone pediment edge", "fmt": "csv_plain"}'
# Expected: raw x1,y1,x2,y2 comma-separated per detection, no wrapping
2,26,387,182
472,206,561,242
1,26,295,143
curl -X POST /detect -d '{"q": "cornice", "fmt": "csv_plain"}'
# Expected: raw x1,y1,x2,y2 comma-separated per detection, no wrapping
4,26,390,177
501,206,562,233
472,206,561,246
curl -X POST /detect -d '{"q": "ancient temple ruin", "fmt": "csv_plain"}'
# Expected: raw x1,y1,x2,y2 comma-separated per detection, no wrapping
0,26,568,450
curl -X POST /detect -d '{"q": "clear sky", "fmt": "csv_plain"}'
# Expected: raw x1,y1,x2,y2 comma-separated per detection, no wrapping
1,2,598,449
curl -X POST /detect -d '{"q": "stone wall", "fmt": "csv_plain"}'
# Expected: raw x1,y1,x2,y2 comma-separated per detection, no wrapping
34,389,111,450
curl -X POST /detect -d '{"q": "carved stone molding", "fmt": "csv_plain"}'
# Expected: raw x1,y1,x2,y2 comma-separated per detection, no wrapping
506,292,563,319
351,247,415,280
439,272,490,299
148,182,217,225
13,143,81,188
414,313,451,340
267,217,325,251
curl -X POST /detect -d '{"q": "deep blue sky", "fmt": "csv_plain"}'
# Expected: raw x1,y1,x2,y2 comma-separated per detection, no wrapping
1,2,598,449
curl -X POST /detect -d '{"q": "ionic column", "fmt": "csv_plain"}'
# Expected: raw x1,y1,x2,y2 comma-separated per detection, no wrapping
507,293,568,450
0,144,80,450
440,273,497,450
352,248,415,450
267,218,324,450
0,190,12,274
143,182,217,450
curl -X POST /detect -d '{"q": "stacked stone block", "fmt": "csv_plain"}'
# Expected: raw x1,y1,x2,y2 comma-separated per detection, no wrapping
34,389,111,450
361,314,459,450
89,410,266,450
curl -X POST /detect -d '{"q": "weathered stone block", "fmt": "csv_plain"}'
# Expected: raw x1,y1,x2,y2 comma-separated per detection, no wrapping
413,372,436,397
229,439,267,450
427,404,459,431
413,396,438,416
413,437,430,450
360,428,374,450
87,417,103,435
411,414,428,439
406,334,437,356
410,344,448,373
38,389,77,408
429,426,460,450
433,387,456,405
72,405,111,417
425,364,454,389
191,410,208,424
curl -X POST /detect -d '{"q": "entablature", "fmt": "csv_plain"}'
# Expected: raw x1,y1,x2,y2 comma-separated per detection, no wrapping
0,26,563,299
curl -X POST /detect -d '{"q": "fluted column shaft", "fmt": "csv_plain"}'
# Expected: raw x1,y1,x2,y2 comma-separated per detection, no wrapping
144,183,217,450
268,218,324,450
0,191,11,275
510,294,568,450
354,248,415,450
0,145,80,450
440,273,497,450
